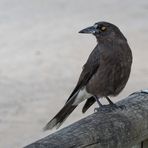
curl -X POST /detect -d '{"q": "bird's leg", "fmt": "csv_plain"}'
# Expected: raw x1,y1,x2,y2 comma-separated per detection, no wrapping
94,95,102,107
94,96,103,112
105,96,118,109
94,96,125,112
94,96,116,112
105,96,114,105
106,96,125,110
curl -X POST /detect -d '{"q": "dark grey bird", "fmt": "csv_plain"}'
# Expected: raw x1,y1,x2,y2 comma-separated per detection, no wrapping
44,21,132,130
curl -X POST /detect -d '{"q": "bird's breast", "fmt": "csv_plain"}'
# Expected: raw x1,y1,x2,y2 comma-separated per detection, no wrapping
86,49,132,97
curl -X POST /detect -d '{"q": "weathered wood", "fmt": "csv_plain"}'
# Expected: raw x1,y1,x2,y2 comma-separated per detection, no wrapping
25,90,148,148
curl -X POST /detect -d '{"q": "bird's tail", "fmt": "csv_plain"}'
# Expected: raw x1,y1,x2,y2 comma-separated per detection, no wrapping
43,97,78,131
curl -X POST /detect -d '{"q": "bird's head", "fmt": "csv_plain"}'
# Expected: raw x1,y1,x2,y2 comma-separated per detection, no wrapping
79,21,127,42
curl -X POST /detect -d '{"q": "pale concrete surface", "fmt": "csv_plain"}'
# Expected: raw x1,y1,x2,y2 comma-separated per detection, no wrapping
0,0,147,148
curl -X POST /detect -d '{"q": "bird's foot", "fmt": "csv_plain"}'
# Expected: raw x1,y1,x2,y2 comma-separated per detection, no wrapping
117,104,126,110
110,103,126,110
94,105,109,112
94,104,115,112
94,104,125,112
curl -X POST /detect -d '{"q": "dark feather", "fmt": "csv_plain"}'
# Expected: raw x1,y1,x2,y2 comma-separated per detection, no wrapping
82,97,96,113
43,95,77,130
66,45,100,104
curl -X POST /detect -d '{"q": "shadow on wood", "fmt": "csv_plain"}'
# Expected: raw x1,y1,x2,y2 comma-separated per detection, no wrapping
24,90,148,148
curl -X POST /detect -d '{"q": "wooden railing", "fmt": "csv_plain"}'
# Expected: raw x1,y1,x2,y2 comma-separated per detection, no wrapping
24,90,148,148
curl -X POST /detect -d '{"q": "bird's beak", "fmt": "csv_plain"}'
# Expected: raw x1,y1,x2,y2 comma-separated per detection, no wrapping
79,26,96,34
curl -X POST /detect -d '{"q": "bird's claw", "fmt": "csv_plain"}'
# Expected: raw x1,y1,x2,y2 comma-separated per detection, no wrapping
94,104,125,113
108,104,126,110
94,107,100,112
117,105,126,110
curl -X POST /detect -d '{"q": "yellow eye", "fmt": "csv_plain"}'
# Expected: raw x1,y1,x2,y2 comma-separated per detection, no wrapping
101,26,107,31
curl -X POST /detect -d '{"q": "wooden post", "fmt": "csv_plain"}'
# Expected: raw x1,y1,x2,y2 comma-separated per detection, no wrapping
24,90,148,148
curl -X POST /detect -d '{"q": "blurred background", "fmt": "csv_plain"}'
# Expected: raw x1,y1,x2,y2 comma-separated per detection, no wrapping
0,0,148,147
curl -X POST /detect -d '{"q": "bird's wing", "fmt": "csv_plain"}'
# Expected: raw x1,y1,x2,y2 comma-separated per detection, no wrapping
44,46,100,130
66,45,100,103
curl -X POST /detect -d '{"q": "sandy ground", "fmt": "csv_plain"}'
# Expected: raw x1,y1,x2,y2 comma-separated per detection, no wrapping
0,0,148,147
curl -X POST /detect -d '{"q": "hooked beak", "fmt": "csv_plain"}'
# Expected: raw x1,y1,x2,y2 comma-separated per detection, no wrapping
79,26,97,34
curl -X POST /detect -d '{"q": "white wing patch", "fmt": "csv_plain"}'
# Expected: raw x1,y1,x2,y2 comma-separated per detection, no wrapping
73,87,92,105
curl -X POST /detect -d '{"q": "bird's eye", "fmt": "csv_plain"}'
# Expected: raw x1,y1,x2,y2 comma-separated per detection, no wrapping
100,26,107,31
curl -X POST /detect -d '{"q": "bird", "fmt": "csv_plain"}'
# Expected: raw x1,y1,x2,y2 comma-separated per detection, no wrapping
44,21,132,130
